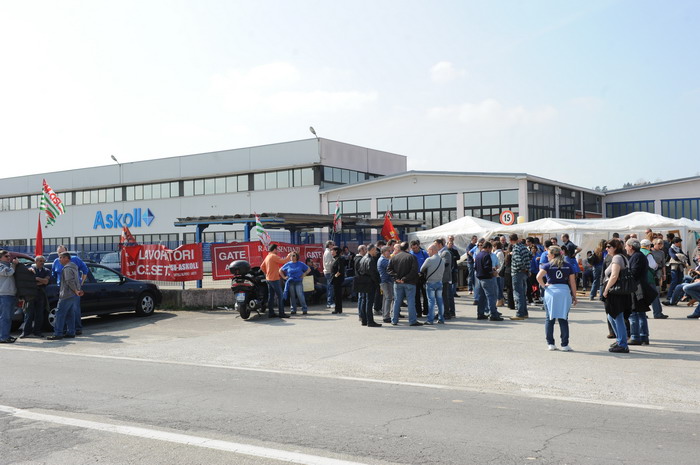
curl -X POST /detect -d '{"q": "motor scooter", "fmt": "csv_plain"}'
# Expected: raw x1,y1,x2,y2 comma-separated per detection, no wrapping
229,260,268,319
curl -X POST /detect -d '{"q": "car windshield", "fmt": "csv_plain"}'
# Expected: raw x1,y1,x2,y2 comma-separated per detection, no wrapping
102,253,119,263
90,265,122,283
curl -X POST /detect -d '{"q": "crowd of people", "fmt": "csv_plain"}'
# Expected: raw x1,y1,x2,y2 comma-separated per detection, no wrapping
0,245,88,343
259,228,700,355
2,230,698,353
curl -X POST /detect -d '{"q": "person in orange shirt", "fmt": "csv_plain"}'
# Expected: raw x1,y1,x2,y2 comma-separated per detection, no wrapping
261,244,292,318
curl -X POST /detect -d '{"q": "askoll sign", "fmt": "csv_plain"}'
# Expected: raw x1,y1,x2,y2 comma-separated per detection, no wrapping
93,208,155,229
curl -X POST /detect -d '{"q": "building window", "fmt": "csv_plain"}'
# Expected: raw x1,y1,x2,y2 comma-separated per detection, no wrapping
321,166,374,188
661,198,700,220
378,194,457,229
527,182,555,220
463,190,519,222
584,192,602,214
606,200,654,218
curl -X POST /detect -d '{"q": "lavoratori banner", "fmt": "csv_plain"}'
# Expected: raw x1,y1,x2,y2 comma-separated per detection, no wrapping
121,243,203,281
210,242,323,281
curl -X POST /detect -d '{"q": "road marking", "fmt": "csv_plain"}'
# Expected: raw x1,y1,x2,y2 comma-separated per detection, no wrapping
0,346,683,413
0,404,369,465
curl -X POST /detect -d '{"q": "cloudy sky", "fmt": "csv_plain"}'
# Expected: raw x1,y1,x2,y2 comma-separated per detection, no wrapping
1,0,698,190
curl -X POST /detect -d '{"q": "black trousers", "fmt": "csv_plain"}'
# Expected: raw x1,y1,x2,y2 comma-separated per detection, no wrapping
333,282,344,313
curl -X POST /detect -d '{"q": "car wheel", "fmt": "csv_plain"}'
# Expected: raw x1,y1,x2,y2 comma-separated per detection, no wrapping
135,292,156,316
46,306,58,329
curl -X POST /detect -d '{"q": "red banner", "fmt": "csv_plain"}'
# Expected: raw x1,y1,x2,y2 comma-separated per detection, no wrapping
121,243,203,281
211,242,323,280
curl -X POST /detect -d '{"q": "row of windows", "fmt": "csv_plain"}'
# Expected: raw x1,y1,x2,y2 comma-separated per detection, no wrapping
253,168,314,191
0,168,318,211
465,207,519,223
605,201,655,218
322,167,378,187
661,198,700,220
464,189,518,208
377,194,457,213
328,199,372,217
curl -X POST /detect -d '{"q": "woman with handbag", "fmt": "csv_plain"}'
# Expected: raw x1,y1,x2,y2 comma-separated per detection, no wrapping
602,239,633,353
536,245,577,351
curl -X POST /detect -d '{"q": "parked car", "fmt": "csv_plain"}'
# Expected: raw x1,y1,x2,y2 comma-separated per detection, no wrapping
100,252,122,273
10,257,161,331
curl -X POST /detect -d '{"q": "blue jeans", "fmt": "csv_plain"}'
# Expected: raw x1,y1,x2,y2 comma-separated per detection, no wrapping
668,276,692,304
426,281,444,323
629,312,649,342
381,282,394,320
357,292,366,315
682,282,700,317
0,295,15,340
544,305,569,346
393,282,417,324
590,266,603,299
267,279,285,315
651,295,663,317
476,277,499,318
288,281,307,313
512,271,529,317
54,295,79,337
607,313,628,349
496,276,504,299
669,269,683,298
324,273,334,306
467,262,475,291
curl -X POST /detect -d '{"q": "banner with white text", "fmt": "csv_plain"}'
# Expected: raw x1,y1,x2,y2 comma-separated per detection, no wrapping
210,242,323,280
122,243,203,281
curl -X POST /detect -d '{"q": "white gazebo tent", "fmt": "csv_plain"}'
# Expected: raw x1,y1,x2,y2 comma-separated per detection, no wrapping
494,212,700,254
408,215,501,252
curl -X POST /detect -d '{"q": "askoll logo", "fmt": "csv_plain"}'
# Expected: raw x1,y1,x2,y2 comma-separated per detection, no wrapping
93,208,155,229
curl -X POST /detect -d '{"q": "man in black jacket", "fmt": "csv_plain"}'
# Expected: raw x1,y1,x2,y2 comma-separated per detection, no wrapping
387,242,423,327
355,244,382,327
475,242,503,321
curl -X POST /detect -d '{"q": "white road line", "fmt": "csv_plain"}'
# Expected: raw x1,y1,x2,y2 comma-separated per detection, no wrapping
0,404,369,465
0,346,685,413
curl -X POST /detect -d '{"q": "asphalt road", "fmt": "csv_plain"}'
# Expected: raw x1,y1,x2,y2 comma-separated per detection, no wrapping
1,296,699,465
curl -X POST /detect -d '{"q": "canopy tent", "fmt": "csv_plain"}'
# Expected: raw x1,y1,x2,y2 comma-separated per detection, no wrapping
492,212,700,254
407,215,502,251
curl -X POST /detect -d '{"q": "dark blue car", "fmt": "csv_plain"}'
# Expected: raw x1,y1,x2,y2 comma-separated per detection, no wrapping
10,253,161,331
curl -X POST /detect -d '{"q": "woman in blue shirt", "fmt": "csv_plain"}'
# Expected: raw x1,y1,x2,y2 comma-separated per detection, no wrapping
536,246,578,352
280,252,310,315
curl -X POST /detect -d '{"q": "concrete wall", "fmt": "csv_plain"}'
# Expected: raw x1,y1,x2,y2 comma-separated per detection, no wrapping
160,288,234,309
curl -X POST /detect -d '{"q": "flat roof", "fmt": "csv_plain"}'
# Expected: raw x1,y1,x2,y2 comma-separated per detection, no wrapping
174,212,423,229
320,170,603,196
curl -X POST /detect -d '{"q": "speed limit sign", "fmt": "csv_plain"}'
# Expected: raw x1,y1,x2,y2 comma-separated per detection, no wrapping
500,210,515,226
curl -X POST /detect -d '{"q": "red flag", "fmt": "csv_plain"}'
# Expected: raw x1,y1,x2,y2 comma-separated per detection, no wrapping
35,214,43,257
381,211,400,241
119,226,137,248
